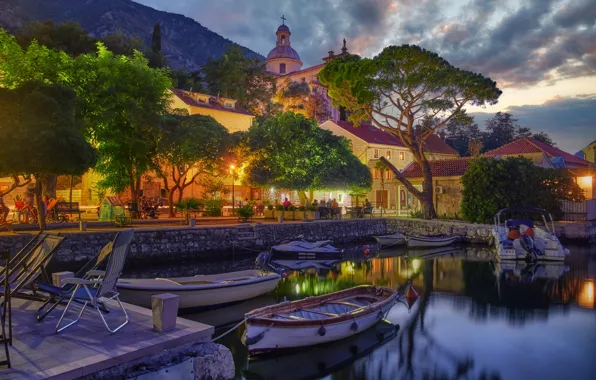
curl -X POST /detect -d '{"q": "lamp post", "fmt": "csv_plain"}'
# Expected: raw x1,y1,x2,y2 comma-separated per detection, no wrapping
230,165,236,214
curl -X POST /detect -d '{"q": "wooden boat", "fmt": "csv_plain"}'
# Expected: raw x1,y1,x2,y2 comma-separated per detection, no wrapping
374,233,406,248
117,269,281,311
243,285,398,355
243,320,398,380
407,235,459,248
271,239,344,260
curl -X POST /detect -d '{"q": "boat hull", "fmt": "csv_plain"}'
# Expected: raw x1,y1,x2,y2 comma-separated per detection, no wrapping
374,234,406,248
244,286,397,355
407,235,459,248
491,227,568,261
271,248,343,260
118,270,281,311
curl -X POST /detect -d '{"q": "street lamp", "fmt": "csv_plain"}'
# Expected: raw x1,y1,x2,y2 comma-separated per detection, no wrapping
230,165,236,214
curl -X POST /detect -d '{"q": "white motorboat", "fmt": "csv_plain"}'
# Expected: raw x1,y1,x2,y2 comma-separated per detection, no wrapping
491,207,569,261
117,269,281,311
243,286,398,355
271,239,344,259
407,235,459,248
374,233,406,248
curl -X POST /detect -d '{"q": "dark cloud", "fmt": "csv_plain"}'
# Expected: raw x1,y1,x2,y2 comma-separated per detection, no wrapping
471,94,596,153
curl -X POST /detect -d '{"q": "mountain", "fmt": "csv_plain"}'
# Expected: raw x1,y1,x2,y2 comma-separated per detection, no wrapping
0,0,264,71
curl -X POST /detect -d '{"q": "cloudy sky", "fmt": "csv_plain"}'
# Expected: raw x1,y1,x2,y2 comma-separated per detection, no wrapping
136,0,596,153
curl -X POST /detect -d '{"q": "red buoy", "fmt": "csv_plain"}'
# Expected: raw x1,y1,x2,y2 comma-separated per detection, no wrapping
405,283,419,309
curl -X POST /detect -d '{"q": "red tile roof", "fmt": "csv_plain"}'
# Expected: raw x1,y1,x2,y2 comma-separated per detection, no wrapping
170,88,253,116
402,157,473,178
281,63,326,77
483,137,590,167
332,120,459,156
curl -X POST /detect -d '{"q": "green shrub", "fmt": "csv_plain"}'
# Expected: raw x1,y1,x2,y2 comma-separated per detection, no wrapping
267,204,274,211
298,206,306,211
408,209,424,218
174,198,202,212
461,157,585,223
236,205,255,219
203,199,224,216
275,205,283,211
288,205,296,211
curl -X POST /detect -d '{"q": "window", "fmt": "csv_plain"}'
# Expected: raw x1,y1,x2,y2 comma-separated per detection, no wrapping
373,149,379,158
280,63,286,74
386,150,391,159
385,170,392,180
373,168,379,179
281,36,286,45
399,151,405,160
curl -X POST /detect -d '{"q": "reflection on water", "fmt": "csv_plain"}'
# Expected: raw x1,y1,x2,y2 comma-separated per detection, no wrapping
185,244,595,379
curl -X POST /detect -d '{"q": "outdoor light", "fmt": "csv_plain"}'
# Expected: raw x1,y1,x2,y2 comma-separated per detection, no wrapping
411,259,421,272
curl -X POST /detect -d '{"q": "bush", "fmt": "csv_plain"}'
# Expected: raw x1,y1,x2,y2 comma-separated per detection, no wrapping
275,205,283,211
236,205,255,219
309,206,318,211
288,205,296,211
298,206,306,211
203,199,224,216
461,157,585,223
174,198,202,212
408,209,424,218
267,204,274,211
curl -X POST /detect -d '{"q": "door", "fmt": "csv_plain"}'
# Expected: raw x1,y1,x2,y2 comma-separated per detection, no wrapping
375,190,388,209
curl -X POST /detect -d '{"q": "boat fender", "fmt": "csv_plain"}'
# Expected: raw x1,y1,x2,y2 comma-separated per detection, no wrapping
350,321,358,332
245,331,265,346
318,325,326,336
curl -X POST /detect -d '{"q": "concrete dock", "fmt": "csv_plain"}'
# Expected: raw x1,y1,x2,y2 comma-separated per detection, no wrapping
0,298,219,379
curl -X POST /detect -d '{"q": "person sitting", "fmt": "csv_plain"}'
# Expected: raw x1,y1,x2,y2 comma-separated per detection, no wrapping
363,199,373,216
282,197,292,210
312,199,319,207
305,199,311,208
331,198,339,209
0,196,9,222
23,190,38,223
326,199,332,208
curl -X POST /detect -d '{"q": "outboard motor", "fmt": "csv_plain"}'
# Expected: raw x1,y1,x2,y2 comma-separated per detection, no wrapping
255,251,272,270
519,234,537,262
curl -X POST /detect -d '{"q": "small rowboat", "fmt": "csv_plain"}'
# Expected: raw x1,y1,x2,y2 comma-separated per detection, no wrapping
117,270,281,312
271,239,344,260
407,235,459,248
243,286,398,355
374,233,406,248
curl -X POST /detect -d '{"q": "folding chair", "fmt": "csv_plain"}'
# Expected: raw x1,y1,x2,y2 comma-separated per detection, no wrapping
36,235,117,322
55,229,133,333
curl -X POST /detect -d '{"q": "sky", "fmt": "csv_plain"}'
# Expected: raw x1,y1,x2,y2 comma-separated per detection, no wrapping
135,0,596,153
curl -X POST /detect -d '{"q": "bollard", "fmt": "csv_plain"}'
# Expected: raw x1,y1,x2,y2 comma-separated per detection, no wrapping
52,271,74,287
278,214,284,223
79,221,87,231
152,293,179,332
189,217,196,227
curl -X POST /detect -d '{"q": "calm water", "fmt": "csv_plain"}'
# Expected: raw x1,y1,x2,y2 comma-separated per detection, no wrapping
181,244,596,380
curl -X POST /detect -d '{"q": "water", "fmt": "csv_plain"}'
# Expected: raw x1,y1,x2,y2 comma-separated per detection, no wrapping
179,244,596,380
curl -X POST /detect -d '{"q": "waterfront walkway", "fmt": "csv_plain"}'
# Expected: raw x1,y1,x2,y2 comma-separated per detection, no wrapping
0,298,213,379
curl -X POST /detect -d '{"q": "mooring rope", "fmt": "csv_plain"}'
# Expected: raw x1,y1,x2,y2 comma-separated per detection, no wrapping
212,319,246,341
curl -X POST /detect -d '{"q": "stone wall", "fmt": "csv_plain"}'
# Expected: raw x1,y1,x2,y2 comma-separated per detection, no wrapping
0,218,499,267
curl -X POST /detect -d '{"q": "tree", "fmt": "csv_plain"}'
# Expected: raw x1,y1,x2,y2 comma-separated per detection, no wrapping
0,83,96,229
152,114,228,217
242,112,371,197
102,30,145,56
0,30,173,205
461,157,584,223
532,131,556,147
202,44,276,115
15,20,96,57
440,112,485,156
275,79,330,122
148,23,166,68
319,45,502,219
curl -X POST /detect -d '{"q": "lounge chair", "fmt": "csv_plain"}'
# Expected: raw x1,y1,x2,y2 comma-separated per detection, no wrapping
54,229,133,333
0,233,65,343
36,234,116,322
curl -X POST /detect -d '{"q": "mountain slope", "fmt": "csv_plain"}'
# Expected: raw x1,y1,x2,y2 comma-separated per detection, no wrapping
0,0,264,71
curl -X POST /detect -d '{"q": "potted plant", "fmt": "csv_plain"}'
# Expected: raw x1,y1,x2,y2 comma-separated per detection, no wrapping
236,205,255,223
264,204,275,219
306,205,320,220
295,205,306,220
286,205,296,220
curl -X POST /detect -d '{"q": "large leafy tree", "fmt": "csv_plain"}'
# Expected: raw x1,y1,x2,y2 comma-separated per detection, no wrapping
275,79,330,122
0,29,172,204
0,83,96,229
482,112,556,150
202,44,276,115
461,157,584,223
440,112,485,156
319,45,502,218
152,114,229,216
242,112,371,197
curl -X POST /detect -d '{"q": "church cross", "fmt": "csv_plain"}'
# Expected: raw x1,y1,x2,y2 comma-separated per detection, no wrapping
281,15,286,25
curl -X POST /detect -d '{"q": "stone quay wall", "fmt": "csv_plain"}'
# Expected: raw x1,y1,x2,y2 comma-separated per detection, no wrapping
0,218,498,267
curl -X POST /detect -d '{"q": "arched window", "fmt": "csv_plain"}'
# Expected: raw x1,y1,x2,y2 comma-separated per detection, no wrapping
281,36,286,45
280,63,286,74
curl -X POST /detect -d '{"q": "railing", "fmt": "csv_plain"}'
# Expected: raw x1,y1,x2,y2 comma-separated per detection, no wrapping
559,200,595,221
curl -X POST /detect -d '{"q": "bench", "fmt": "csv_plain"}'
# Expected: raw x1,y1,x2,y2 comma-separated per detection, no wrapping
54,202,81,222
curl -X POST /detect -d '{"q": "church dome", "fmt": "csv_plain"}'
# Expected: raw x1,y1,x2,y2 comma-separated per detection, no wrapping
266,45,301,61
277,24,290,32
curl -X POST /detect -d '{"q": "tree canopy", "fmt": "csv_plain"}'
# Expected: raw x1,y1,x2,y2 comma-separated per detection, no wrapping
319,45,502,218
202,44,277,116
242,112,371,193
461,157,584,223
0,82,97,228
274,79,330,122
